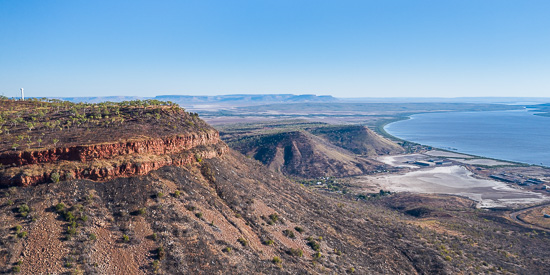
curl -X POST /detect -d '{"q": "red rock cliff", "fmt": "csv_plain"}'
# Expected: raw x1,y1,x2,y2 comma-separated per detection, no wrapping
0,130,220,166
0,129,227,187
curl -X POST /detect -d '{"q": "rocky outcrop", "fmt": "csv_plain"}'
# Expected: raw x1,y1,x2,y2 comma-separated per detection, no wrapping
0,130,220,166
0,130,227,187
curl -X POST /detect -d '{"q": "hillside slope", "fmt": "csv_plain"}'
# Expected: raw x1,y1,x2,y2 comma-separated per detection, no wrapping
306,125,404,156
2,150,550,274
229,130,384,178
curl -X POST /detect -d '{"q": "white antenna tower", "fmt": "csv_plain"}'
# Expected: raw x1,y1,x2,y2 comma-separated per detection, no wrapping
20,88,24,100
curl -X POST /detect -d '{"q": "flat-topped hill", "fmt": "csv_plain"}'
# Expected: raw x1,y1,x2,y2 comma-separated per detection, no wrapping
0,98,226,186
0,98,213,152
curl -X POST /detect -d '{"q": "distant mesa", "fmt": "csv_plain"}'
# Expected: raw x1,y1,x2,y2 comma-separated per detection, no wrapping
56,94,339,107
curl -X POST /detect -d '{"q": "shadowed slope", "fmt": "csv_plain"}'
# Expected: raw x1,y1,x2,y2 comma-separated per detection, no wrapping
307,125,404,156
230,130,384,178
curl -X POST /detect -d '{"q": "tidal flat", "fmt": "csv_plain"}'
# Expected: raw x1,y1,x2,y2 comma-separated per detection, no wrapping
355,164,549,208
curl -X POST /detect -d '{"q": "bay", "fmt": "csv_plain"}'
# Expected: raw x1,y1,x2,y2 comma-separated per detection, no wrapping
385,109,550,167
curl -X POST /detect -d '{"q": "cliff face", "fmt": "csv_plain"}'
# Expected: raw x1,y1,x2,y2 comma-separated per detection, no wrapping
0,131,227,187
1,130,220,166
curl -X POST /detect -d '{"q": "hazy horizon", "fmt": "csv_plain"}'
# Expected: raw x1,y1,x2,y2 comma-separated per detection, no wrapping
1,1,549,98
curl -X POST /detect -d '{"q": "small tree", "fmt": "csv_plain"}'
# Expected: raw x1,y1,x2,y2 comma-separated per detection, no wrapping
53,138,59,146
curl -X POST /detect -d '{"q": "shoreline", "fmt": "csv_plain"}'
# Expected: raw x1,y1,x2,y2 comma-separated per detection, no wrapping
379,112,548,169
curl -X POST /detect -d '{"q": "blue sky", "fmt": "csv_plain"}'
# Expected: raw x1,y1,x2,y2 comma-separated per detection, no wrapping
1,1,549,98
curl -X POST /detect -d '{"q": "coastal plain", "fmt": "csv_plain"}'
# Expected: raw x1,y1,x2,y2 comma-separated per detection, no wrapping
202,100,550,213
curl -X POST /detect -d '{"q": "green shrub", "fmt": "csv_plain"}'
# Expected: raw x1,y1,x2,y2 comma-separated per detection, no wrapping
67,227,77,236
269,213,279,224
122,234,129,243
195,212,203,219
272,256,281,264
307,239,320,251
64,211,75,222
283,229,295,238
14,225,22,234
158,246,165,259
152,260,160,273
50,172,60,183
222,247,232,253
89,233,97,241
156,192,164,198
237,237,248,246
17,231,28,238
294,226,304,233
263,239,274,246
288,248,303,257
173,190,181,198
138,208,146,215
12,265,21,273
18,204,30,214
152,233,158,241
313,252,322,259
195,153,202,162
55,203,65,212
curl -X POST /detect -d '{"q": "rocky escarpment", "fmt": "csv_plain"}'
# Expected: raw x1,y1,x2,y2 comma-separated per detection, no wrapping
1,130,220,166
0,132,227,187
0,99,228,187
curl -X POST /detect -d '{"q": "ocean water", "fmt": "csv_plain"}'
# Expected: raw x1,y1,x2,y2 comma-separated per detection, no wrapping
385,109,550,167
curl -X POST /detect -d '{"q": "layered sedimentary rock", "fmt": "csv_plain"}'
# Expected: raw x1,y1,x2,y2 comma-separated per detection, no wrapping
0,131,227,187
